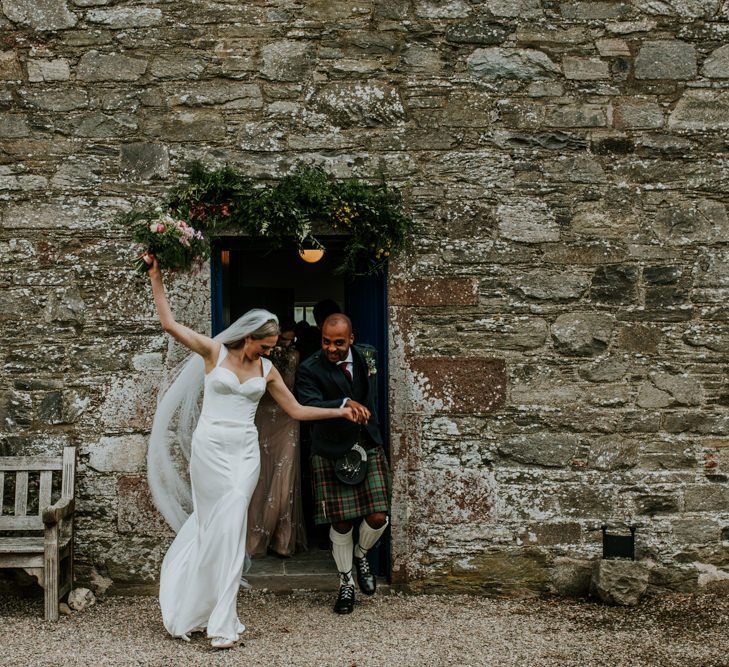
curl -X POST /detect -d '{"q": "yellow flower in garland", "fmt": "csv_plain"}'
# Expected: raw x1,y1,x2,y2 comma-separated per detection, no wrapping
333,203,356,227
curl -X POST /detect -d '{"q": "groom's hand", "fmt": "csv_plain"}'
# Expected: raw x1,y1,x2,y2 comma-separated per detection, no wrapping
344,399,370,424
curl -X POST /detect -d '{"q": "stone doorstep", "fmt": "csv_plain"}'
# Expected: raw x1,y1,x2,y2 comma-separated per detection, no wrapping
244,574,394,594
106,576,393,596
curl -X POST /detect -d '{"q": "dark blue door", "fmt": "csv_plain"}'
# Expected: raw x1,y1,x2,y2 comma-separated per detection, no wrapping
345,268,390,580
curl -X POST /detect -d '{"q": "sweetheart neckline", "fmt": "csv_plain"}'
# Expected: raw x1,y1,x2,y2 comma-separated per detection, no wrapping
209,366,266,387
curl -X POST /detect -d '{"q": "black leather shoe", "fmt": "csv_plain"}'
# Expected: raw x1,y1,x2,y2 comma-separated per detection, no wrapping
354,555,376,596
333,585,355,614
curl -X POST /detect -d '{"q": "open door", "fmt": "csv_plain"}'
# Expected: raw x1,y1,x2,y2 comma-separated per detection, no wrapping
211,237,391,583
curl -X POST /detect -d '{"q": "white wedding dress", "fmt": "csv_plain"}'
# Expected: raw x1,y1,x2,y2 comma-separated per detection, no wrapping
159,344,271,641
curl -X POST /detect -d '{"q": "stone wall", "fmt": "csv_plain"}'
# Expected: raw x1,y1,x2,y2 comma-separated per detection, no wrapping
1,0,729,596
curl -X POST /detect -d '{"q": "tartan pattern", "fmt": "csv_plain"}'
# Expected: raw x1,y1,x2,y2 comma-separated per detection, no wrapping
311,446,392,525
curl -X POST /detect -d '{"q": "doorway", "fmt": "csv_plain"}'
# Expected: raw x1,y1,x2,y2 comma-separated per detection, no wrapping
211,237,390,587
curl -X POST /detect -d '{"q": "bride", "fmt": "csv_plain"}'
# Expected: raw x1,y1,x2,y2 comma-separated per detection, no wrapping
144,255,364,649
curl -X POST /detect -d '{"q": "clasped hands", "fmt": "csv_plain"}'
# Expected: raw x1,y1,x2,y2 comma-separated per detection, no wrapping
343,399,370,424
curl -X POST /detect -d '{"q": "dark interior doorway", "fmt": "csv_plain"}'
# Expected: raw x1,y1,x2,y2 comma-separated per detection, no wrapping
210,237,390,584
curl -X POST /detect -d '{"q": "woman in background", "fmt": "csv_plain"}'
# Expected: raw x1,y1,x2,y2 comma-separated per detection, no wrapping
247,320,307,557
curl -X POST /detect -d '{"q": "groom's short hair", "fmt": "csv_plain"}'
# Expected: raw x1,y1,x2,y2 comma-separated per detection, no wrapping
322,313,352,335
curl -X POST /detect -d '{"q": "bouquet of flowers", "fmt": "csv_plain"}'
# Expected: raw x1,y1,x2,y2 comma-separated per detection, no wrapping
130,212,209,275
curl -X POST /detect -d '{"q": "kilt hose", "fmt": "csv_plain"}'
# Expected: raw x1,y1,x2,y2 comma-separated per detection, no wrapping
311,446,392,525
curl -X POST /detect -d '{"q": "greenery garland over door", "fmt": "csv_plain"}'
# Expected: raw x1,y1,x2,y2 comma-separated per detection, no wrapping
121,163,413,277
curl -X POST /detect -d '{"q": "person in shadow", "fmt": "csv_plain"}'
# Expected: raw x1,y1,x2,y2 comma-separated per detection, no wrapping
295,299,341,362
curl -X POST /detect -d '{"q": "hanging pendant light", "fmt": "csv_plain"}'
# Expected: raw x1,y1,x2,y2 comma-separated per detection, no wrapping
299,248,325,263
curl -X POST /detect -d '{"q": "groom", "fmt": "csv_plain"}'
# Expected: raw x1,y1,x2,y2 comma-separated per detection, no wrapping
295,314,391,614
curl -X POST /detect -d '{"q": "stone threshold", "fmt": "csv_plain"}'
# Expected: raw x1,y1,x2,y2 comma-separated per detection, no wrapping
107,577,393,596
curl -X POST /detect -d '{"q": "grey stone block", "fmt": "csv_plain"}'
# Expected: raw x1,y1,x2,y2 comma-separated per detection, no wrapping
312,82,405,127
27,58,70,81
77,50,147,82
120,142,169,180
0,113,29,138
86,8,162,28
669,91,729,130
550,557,593,597
635,41,697,80
467,47,559,80
497,200,560,243
2,0,77,30
498,433,579,468
445,20,511,45
613,99,664,129
551,313,615,356
590,559,650,606
260,40,314,82
702,45,729,79
650,372,702,406
148,55,205,81
21,89,88,111
562,57,610,80
87,435,147,473
631,0,721,18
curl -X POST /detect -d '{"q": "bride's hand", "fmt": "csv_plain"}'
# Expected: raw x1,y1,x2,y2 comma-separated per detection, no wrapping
143,252,161,279
341,406,360,423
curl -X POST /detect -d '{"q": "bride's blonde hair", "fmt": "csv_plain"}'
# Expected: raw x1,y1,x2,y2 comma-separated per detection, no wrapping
227,318,280,350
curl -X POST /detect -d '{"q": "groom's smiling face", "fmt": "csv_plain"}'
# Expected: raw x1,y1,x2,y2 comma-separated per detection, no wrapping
321,316,354,363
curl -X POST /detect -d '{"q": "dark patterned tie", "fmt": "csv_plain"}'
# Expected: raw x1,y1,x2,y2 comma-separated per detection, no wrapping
339,361,352,383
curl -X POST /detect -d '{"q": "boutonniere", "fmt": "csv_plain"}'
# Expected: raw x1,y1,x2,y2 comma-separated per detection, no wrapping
360,348,377,376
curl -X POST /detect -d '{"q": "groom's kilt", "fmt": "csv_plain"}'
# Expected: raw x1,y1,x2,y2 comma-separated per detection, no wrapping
311,446,391,525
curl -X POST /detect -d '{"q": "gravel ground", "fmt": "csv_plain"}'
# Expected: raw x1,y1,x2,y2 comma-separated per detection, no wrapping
1,590,729,666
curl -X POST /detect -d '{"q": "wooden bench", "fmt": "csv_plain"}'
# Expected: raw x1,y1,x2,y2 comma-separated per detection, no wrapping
0,447,76,620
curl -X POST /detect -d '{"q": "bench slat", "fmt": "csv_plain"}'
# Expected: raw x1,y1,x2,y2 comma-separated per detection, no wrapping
14,471,28,516
0,537,45,553
0,457,63,471
39,471,52,514
0,535,71,555
0,554,43,568
0,515,43,530
0,535,72,553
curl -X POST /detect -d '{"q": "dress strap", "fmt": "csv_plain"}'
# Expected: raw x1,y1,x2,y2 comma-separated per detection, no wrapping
262,357,273,378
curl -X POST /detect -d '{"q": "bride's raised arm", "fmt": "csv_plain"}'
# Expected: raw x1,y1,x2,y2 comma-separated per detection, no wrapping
146,254,219,370
265,365,361,423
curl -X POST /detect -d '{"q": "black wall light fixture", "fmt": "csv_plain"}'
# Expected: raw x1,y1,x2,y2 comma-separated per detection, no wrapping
602,525,636,560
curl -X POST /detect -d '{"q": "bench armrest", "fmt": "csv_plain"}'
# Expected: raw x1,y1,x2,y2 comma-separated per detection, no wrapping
43,496,75,525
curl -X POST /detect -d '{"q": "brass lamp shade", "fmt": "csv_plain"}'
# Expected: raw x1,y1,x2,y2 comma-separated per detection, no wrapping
299,248,324,263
